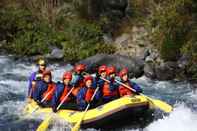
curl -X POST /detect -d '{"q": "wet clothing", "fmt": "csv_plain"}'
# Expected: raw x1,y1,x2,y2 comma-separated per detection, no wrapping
28,70,44,97
102,77,119,102
94,73,105,90
77,87,100,110
71,73,85,96
52,82,76,112
32,80,56,106
119,80,142,96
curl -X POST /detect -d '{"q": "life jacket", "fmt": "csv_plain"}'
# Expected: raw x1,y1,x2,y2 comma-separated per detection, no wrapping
118,81,133,97
59,85,71,103
72,75,85,96
102,82,118,97
85,88,95,102
42,82,56,101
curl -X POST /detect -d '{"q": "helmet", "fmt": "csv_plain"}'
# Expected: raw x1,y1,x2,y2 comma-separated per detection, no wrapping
38,59,46,66
98,65,107,74
62,71,72,81
42,70,52,78
74,64,86,73
84,75,93,83
119,68,128,78
106,66,116,76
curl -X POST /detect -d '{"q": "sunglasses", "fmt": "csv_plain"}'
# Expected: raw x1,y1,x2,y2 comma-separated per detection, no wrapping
39,64,46,66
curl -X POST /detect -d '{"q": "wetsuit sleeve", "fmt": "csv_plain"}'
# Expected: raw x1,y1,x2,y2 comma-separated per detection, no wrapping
28,72,36,96
92,77,98,89
51,82,64,111
71,75,80,87
130,81,142,93
77,88,87,110
32,80,42,101
33,81,48,102
94,89,101,101
97,79,105,89
109,78,119,91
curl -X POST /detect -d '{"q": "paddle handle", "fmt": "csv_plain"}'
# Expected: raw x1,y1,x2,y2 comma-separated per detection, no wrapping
79,85,100,122
100,77,137,93
41,89,54,103
56,87,75,110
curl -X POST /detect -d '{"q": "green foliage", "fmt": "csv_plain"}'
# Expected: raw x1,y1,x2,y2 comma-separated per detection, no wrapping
143,0,194,61
62,21,115,61
0,3,116,59
0,7,63,56
0,7,33,41
160,35,183,61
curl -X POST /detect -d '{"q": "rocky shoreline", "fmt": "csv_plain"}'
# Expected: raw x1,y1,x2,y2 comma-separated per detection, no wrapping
5,52,194,83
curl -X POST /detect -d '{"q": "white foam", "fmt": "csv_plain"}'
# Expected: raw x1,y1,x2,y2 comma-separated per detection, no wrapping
145,104,197,131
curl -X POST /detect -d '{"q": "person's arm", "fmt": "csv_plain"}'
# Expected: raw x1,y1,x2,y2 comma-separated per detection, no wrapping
109,78,119,91
52,82,64,112
77,88,87,110
28,72,36,97
71,75,80,87
35,81,48,102
130,81,143,93
94,89,101,101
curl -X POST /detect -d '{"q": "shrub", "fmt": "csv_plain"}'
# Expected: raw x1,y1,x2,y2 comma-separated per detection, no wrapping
62,20,116,61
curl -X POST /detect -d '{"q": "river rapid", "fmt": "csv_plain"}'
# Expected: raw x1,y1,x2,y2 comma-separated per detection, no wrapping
0,55,197,131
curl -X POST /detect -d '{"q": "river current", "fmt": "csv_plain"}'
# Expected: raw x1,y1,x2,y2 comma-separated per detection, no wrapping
0,55,197,131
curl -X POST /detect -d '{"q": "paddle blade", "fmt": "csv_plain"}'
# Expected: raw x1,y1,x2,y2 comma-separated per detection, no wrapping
71,120,82,131
36,115,52,131
147,96,173,113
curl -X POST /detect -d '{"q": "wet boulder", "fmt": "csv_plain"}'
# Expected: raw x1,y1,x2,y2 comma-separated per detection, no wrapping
144,62,156,79
45,47,64,60
78,54,144,78
155,61,177,80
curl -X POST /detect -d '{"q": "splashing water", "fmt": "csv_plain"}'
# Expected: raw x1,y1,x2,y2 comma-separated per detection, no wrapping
0,55,197,131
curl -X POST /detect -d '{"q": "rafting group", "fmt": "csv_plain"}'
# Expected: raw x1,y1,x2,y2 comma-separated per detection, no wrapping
27,59,143,112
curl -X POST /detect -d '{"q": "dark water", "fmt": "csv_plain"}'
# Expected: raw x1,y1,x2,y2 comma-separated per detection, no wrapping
0,55,197,131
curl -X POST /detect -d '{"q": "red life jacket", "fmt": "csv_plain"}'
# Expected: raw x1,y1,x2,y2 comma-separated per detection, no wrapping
85,88,95,102
102,82,118,97
42,82,56,101
72,79,85,96
59,85,71,103
118,81,133,97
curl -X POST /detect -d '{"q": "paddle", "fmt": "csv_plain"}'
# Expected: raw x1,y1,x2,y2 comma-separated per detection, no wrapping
100,77,173,113
28,88,55,114
36,87,75,131
71,85,100,131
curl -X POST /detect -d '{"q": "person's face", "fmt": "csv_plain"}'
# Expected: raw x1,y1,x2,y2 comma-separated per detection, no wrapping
39,64,46,72
63,79,70,85
86,80,92,88
122,74,128,81
100,72,106,78
43,75,51,83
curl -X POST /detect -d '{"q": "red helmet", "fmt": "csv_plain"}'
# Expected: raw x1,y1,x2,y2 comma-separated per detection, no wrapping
98,65,107,74
84,75,93,83
106,66,116,75
119,68,128,78
62,71,72,80
74,64,86,73
42,70,52,78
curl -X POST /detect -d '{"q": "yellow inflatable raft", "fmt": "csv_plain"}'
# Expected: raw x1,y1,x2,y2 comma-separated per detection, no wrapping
24,95,150,128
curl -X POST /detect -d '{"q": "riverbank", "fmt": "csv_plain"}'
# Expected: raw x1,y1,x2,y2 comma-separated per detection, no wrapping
0,0,197,82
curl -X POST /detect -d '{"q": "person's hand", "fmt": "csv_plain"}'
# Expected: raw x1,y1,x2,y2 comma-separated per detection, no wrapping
27,97,32,103
35,74,42,80
32,81,36,86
